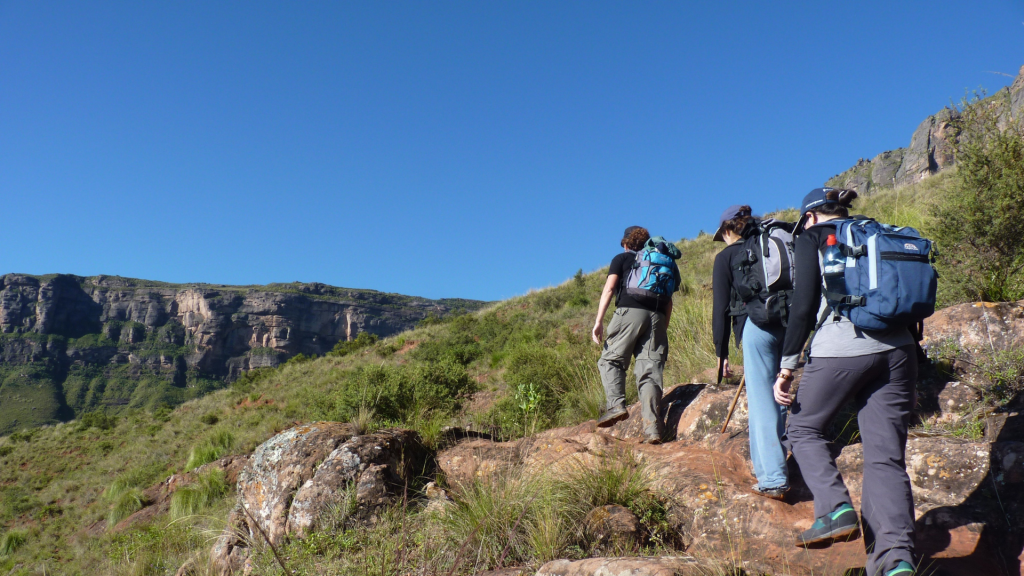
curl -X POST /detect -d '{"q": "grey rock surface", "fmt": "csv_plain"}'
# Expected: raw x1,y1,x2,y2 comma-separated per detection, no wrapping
826,64,1024,192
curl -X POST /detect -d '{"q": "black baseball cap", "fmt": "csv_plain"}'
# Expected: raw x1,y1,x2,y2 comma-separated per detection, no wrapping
713,205,751,242
796,188,837,231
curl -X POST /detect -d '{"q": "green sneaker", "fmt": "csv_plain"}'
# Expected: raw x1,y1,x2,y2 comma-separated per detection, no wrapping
885,561,915,576
795,503,860,547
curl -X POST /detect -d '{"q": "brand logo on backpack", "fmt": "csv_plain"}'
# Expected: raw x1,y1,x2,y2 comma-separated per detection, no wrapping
624,236,681,305
904,243,919,251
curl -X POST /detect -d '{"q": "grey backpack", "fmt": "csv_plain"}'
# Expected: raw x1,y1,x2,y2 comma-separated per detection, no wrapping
731,219,797,327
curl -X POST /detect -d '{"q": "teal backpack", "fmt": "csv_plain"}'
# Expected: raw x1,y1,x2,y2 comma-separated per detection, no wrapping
624,236,681,305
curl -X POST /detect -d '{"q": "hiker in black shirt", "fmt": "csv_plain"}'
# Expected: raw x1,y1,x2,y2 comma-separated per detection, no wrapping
711,205,790,500
592,226,680,443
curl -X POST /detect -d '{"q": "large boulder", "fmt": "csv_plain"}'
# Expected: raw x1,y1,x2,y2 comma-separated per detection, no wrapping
209,423,431,575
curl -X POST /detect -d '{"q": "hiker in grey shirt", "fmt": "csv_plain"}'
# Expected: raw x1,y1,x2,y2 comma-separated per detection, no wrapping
592,226,680,444
773,188,918,576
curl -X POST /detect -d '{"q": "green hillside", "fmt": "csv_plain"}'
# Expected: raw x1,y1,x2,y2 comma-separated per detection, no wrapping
0,175,956,575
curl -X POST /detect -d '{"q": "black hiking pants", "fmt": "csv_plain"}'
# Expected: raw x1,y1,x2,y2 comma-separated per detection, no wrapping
788,345,918,575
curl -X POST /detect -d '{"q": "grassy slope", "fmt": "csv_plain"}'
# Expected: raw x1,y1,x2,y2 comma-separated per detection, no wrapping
0,178,945,575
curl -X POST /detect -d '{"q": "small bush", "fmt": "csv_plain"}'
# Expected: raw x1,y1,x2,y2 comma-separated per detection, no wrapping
0,530,26,557
411,331,481,365
932,91,1024,304
284,352,316,366
310,359,476,425
0,446,12,457
199,412,220,426
170,468,229,518
330,332,378,357
79,411,117,431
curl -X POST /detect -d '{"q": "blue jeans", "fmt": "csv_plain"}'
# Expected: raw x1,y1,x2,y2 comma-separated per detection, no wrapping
741,317,789,489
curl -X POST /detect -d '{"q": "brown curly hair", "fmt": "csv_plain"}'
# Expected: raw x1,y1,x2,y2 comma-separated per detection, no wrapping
623,227,650,251
721,205,754,238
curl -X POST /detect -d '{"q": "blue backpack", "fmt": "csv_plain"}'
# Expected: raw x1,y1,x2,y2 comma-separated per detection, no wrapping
624,237,681,304
822,219,937,331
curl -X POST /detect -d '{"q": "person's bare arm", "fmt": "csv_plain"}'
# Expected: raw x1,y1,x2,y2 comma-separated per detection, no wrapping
592,274,619,345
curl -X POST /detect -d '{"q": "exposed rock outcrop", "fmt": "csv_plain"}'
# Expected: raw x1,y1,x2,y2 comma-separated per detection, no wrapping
209,422,431,575
827,64,1024,193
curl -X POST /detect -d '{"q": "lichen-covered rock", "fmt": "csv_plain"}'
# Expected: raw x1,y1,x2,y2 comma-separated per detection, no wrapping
923,300,1024,360
535,556,709,576
583,505,640,548
209,423,430,575
836,438,990,510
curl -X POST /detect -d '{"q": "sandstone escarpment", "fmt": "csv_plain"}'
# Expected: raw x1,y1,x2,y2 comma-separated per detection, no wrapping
826,64,1024,193
0,274,484,433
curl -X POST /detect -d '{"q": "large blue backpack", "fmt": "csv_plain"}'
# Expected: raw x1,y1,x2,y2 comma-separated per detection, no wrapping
823,219,938,331
624,237,681,305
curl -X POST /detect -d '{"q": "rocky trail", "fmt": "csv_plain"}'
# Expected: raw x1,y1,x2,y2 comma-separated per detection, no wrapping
113,300,1024,576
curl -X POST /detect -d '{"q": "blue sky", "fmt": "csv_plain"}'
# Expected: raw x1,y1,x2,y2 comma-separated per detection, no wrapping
1,2,1022,301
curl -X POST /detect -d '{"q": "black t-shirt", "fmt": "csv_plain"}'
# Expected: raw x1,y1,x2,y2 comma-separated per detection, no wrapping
608,251,678,315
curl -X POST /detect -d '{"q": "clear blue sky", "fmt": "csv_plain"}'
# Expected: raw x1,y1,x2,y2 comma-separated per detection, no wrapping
2,2,1021,301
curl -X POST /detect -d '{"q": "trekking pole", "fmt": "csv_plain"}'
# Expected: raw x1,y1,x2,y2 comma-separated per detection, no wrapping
720,375,745,434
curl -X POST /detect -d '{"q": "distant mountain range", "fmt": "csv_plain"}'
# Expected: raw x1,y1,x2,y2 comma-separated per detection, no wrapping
0,273,485,433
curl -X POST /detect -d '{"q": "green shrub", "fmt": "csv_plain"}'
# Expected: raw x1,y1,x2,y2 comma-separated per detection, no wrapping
79,411,117,431
1,486,39,518
309,359,476,425
0,446,13,457
488,336,603,438
284,352,316,366
933,92,1024,304
170,468,229,518
199,412,219,426
411,331,481,365
330,332,378,357
0,530,26,557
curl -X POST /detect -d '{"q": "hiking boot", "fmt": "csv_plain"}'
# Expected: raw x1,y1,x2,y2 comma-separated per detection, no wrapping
643,432,663,445
795,503,860,547
751,484,789,501
885,561,915,576
597,407,628,428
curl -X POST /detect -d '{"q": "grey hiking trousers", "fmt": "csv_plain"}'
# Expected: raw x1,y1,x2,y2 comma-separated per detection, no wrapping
598,306,667,436
788,345,918,576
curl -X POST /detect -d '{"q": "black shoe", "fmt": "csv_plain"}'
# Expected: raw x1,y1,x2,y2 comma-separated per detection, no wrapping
795,503,860,547
597,407,628,428
751,484,789,501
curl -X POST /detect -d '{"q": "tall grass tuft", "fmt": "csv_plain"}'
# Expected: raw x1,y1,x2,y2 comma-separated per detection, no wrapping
107,488,147,527
170,468,229,519
0,530,26,557
184,430,235,471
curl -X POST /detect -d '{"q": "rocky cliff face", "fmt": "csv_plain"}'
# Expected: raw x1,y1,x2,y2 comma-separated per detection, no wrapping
0,274,484,433
826,64,1024,193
